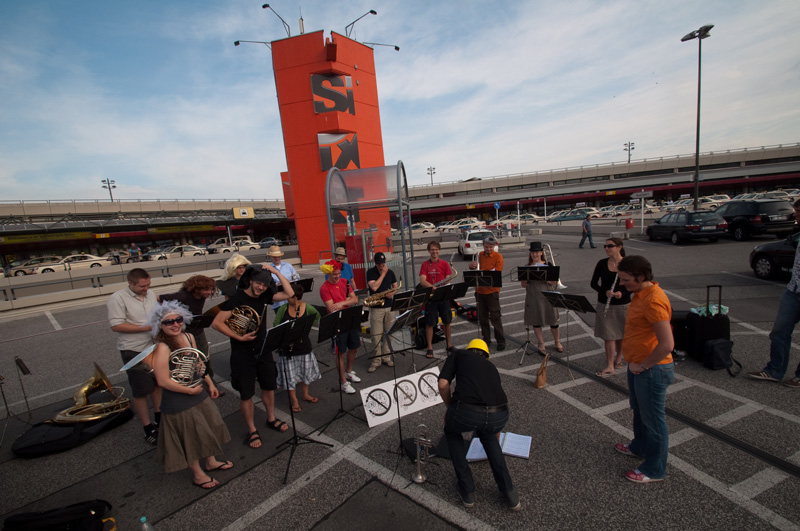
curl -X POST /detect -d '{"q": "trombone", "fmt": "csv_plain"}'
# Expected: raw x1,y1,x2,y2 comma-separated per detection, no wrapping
543,244,568,290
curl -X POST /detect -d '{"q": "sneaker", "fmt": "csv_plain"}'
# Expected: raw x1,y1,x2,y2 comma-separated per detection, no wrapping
341,381,356,394
625,469,663,483
783,377,800,388
367,363,380,373
614,443,638,457
144,427,158,446
346,371,361,383
748,370,778,382
458,489,475,508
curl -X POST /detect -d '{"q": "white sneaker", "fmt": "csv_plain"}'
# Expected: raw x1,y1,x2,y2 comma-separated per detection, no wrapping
346,371,361,383
341,381,356,394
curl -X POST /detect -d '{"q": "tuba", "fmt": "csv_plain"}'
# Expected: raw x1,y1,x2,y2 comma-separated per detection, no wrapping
53,363,131,423
169,347,208,387
226,305,261,335
363,282,402,308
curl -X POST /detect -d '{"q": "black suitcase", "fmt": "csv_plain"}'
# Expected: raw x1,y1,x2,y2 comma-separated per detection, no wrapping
671,310,690,352
685,285,730,361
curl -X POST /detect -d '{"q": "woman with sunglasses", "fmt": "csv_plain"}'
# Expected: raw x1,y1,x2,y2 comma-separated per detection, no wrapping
590,237,631,376
149,300,232,490
521,241,563,355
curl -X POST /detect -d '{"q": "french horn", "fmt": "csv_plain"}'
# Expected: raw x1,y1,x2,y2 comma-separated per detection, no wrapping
168,347,208,388
226,305,261,336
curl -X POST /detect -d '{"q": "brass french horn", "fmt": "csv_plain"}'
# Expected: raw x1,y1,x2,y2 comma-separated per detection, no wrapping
53,363,130,423
226,305,261,336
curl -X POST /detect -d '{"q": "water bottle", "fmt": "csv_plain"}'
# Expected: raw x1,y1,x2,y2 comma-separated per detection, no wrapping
139,516,156,530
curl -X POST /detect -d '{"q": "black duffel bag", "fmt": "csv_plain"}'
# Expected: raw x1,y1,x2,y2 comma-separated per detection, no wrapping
3,499,113,531
703,338,742,376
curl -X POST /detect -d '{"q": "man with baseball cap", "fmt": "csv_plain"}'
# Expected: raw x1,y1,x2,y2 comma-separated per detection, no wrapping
438,339,520,511
468,234,506,350
366,252,398,372
265,245,298,311
334,247,358,291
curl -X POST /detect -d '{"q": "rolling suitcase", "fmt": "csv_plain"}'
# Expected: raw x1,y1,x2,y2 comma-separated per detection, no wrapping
671,310,690,352
685,285,730,361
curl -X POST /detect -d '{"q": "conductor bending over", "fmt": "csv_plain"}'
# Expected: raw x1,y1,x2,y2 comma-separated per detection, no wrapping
438,339,520,511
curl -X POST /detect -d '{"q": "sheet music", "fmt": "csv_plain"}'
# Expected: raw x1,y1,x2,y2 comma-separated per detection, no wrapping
465,432,532,461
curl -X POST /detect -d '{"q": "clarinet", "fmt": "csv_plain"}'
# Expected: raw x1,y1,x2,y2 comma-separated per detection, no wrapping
603,273,618,317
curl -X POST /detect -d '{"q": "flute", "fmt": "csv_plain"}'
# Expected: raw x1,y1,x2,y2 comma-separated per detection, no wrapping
603,273,618,317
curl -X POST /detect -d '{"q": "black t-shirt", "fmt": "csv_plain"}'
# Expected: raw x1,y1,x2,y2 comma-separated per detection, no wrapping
366,266,397,306
221,289,275,355
439,349,508,407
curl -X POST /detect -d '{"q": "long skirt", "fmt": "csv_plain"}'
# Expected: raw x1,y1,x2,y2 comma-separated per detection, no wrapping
276,352,322,390
157,397,231,473
594,302,629,341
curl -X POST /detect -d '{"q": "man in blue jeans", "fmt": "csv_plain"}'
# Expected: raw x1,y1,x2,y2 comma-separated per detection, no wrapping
749,199,800,388
579,214,596,248
438,339,520,510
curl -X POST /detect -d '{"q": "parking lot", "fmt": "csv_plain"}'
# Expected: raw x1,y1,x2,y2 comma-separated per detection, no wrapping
1,226,799,530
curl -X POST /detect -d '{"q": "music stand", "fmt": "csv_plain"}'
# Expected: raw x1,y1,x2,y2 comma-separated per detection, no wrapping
316,306,366,434
541,292,596,378
272,315,333,484
391,287,431,313
462,270,502,290
516,266,560,365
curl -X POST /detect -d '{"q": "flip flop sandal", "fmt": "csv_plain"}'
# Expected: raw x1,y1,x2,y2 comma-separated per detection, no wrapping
303,397,319,403
244,431,261,448
291,405,302,412
426,350,434,359
207,460,234,471
193,478,218,489
555,344,565,353
266,419,288,432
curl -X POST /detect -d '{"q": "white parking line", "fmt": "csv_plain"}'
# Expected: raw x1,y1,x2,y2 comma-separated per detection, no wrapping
45,311,62,330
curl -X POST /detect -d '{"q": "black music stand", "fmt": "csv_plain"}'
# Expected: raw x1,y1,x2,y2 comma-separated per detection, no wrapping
270,315,333,484
316,306,366,434
516,266,561,365
541,292,596,378
390,289,430,372
462,270,502,290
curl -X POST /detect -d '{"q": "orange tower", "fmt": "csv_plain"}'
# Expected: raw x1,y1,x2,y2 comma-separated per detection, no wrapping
272,31,388,265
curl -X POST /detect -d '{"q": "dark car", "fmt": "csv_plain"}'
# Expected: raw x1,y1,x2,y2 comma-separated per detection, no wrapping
749,232,799,279
714,199,795,241
646,210,728,245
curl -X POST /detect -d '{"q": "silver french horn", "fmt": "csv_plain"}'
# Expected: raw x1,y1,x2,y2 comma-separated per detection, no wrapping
168,347,208,388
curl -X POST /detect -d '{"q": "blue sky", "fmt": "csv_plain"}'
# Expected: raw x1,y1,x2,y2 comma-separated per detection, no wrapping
1,0,798,201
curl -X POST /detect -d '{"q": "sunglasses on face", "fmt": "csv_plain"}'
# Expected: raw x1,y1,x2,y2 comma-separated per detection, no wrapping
161,316,184,326
603,244,617,249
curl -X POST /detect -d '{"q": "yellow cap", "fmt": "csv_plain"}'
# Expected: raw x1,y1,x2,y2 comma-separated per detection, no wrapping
466,339,490,357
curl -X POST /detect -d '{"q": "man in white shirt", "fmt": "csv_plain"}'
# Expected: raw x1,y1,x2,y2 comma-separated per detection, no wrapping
266,245,298,310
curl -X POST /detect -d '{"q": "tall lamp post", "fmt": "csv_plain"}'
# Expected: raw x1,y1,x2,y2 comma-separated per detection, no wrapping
623,141,635,164
427,166,436,185
681,24,714,211
101,179,116,202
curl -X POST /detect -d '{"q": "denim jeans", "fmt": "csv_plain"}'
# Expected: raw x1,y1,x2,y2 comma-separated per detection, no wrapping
444,403,515,499
627,363,674,479
765,289,800,380
579,231,595,248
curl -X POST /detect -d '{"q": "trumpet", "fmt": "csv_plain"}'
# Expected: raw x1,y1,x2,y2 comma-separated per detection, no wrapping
412,423,432,484
603,273,618,317
363,282,402,307
543,243,567,290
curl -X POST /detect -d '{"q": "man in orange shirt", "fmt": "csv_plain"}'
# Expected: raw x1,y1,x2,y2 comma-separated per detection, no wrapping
468,235,505,350
614,255,674,483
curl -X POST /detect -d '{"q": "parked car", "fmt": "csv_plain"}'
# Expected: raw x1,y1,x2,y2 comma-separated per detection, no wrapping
258,237,283,248
663,198,695,212
102,250,133,263
206,236,256,253
749,232,799,279
597,206,617,217
144,245,207,260
434,222,452,232
755,191,791,201
448,217,485,232
732,193,759,200
32,254,111,273
410,222,435,233
713,199,796,241
6,256,63,276
457,229,497,260
646,211,728,244
551,209,596,222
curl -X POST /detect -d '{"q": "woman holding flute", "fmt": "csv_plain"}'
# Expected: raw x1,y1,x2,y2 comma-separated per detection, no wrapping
590,237,631,376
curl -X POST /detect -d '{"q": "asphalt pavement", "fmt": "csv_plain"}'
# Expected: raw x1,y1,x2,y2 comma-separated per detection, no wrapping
1,220,799,530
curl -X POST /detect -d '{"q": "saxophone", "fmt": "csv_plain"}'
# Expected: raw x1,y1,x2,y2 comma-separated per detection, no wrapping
363,282,402,307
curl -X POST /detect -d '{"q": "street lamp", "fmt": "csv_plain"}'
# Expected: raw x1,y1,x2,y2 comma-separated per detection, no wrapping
101,179,116,202
234,40,272,50
362,42,400,51
681,24,714,211
261,4,291,38
345,10,377,38
623,141,635,164
427,166,436,185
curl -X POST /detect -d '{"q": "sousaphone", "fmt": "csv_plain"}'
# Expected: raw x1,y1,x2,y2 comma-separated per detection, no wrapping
54,363,131,423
